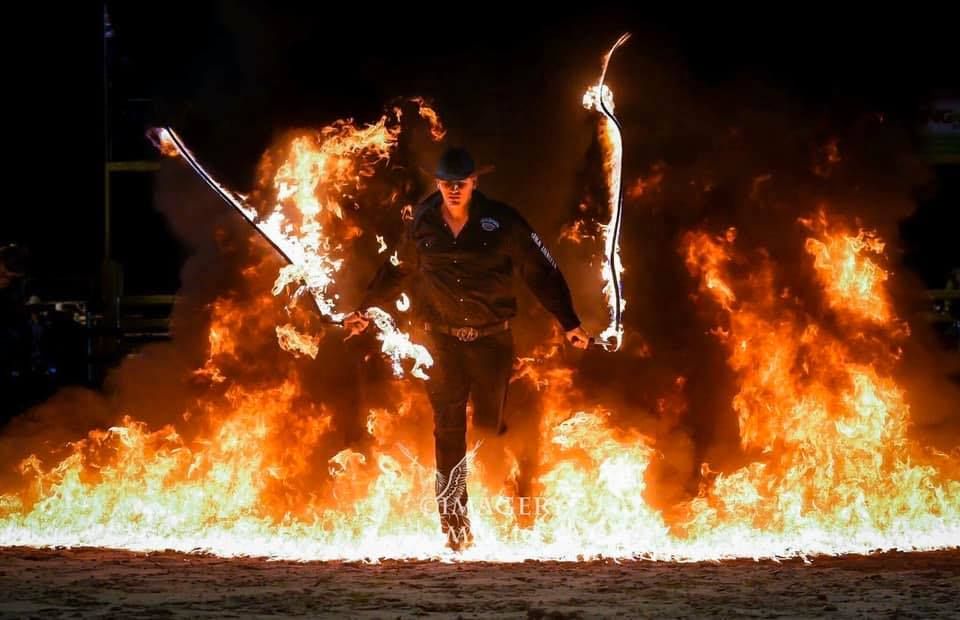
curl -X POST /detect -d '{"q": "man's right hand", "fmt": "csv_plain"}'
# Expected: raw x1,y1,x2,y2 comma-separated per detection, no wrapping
343,311,371,338
565,325,591,349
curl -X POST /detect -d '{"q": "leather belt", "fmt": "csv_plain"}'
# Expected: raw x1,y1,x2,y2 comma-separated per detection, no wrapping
424,320,510,342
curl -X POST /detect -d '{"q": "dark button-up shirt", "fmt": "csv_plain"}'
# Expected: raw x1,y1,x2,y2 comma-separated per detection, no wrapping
360,191,581,331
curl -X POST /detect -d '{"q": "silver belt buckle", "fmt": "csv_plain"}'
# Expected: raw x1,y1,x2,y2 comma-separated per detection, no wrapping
453,326,479,342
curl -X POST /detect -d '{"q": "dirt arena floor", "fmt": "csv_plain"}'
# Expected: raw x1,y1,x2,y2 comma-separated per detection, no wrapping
0,547,957,618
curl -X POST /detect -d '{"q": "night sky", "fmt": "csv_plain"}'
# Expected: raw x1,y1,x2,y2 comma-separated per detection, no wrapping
6,3,958,298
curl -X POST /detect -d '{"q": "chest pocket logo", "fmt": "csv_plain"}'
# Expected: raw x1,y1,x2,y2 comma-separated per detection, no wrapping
480,217,500,232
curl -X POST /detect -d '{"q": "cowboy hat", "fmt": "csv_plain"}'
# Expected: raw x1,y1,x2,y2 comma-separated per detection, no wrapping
423,147,495,181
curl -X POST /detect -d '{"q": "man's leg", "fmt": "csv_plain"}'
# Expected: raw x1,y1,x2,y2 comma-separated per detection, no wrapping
423,333,472,547
466,330,535,525
466,330,514,435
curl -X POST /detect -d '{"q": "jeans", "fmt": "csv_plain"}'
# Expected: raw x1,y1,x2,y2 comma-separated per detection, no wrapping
423,328,513,535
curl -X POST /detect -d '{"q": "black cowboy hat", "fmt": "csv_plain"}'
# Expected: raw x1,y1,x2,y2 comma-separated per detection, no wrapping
425,147,495,181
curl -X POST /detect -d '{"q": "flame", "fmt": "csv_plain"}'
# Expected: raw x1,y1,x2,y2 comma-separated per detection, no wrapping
365,307,432,380
276,324,321,359
627,162,666,199
265,121,399,321
258,123,435,379
582,33,631,350
409,97,447,142
1,103,957,561
149,127,180,157
801,211,892,323
680,217,960,557
558,219,595,244
192,297,273,383
1,204,958,559
156,123,432,380
683,230,736,311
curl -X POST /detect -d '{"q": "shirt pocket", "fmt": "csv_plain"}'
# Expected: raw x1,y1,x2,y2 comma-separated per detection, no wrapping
478,226,508,252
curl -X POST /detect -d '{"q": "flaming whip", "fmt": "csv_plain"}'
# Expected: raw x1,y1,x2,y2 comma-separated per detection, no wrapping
155,128,319,312
582,33,630,352
149,127,433,379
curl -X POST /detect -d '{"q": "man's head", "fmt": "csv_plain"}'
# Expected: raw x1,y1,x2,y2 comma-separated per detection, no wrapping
434,147,478,209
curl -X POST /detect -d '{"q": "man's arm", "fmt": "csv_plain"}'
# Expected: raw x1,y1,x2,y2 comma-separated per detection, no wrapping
509,211,583,332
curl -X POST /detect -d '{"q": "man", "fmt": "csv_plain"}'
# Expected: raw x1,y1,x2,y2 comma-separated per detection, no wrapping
344,147,590,551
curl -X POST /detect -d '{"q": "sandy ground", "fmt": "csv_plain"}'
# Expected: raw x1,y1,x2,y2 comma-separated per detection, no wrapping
0,548,957,618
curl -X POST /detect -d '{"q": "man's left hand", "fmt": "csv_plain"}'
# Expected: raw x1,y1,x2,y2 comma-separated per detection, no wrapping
565,326,591,349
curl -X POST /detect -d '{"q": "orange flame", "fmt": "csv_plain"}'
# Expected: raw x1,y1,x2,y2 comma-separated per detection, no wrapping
410,97,447,142
276,324,321,359
259,121,434,378
683,230,737,311
582,33,631,350
627,162,666,199
2,203,958,558
802,212,892,323
681,216,959,556
1,112,957,561
558,219,595,244
150,127,180,157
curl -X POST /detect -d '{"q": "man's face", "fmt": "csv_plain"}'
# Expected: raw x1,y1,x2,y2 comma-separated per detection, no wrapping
437,176,477,210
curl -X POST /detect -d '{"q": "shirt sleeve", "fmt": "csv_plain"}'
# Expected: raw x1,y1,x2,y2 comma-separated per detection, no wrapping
508,211,582,331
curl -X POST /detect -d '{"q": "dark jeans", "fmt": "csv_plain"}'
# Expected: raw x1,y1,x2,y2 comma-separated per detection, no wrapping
423,329,514,533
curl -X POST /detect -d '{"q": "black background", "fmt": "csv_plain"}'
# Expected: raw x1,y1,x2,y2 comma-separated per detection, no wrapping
4,2,958,297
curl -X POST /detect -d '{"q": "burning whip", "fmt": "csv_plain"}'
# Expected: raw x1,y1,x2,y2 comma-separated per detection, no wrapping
154,128,312,299
149,127,433,379
582,33,630,352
